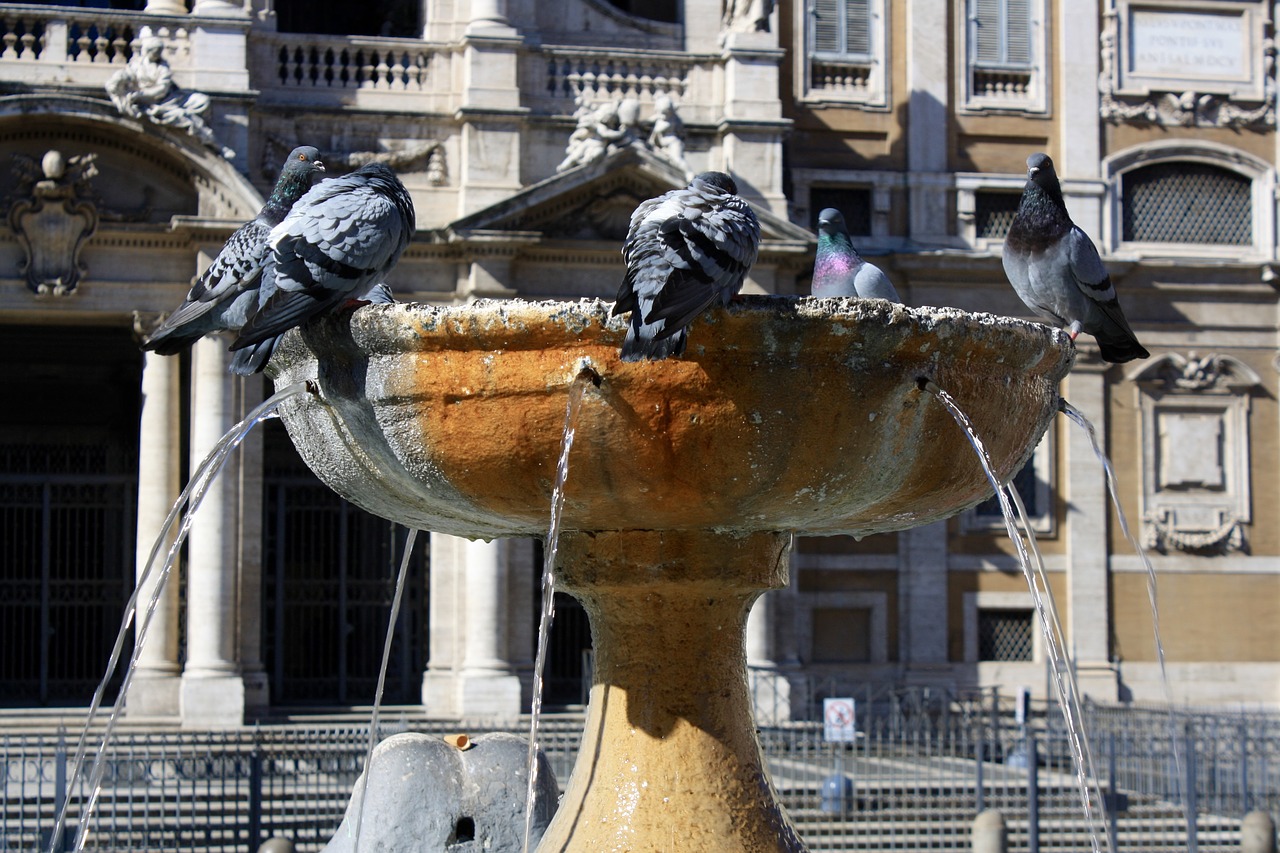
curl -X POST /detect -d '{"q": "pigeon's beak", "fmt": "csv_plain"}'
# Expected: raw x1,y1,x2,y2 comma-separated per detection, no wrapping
1028,166,1039,177
314,160,326,172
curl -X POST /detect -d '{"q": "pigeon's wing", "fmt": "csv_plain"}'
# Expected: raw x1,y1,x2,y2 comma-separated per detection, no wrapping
1065,226,1117,303
613,195,667,315
143,221,270,352
854,262,901,303
646,195,760,331
232,174,413,349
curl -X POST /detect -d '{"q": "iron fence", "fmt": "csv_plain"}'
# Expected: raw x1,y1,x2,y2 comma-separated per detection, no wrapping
1,703,1276,852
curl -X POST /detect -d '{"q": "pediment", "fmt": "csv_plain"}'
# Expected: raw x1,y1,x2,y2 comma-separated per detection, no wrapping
448,147,815,247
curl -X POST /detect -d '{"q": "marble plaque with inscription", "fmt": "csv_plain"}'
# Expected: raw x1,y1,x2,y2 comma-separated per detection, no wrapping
1128,8,1248,82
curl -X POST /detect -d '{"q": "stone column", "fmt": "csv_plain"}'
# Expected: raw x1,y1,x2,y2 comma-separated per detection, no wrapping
720,30,789,214
236,373,269,713
467,0,510,33
144,0,186,13
457,538,523,716
128,349,182,718
899,521,951,685
180,336,245,728
906,0,953,242
1064,360,1118,699
746,590,796,723
422,534,463,714
457,8,523,217
1057,1,1105,239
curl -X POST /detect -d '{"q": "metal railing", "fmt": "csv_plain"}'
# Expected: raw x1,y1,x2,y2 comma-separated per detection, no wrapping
2,703,1276,852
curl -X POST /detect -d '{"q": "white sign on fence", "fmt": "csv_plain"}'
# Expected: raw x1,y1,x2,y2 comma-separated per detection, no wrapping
823,697,857,742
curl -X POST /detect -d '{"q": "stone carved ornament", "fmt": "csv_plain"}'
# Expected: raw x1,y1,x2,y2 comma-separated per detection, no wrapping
7,150,99,297
261,137,446,185
1098,16,1277,129
557,95,688,175
105,27,234,159
1131,352,1262,554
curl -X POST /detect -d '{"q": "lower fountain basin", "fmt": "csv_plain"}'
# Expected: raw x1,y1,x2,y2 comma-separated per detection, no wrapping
270,296,1073,539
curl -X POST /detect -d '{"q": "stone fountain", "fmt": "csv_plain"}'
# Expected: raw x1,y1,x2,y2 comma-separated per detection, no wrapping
269,295,1073,852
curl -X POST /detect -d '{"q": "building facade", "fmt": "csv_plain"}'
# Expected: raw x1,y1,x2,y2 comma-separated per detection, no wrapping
0,0,1275,727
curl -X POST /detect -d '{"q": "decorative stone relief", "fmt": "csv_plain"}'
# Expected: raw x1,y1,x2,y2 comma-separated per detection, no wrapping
1099,7,1276,128
557,95,687,175
7,150,99,297
1128,353,1262,554
722,0,775,34
105,28,234,158
261,137,445,185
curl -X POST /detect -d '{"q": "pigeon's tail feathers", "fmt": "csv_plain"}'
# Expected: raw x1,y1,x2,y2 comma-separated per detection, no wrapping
142,327,203,356
228,337,279,375
646,276,718,340
1091,300,1149,363
362,282,396,305
620,317,687,362
231,287,340,350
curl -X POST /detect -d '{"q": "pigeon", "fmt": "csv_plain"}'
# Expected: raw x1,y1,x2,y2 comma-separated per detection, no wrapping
612,171,760,361
142,146,325,356
812,208,901,302
1003,153,1149,363
229,162,415,372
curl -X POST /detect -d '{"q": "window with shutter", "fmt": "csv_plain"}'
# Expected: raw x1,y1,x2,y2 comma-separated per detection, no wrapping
803,0,885,106
963,0,1043,111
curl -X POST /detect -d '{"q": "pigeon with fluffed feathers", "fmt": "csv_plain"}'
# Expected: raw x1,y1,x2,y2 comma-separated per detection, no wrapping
612,171,760,361
142,146,325,356
812,208,901,303
229,162,415,372
1002,153,1148,364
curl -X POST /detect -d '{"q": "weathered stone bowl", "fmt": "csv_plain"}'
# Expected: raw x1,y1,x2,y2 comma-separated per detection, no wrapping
270,296,1074,853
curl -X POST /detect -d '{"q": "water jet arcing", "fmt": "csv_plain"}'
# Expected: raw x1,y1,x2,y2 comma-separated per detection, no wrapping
269,296,1073,851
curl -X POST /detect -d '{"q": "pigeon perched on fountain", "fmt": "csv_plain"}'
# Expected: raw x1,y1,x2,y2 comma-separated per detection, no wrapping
142,145,325,356
1002,153,1149,364
612,170,760,361
812,207,901,302
229,162,415,373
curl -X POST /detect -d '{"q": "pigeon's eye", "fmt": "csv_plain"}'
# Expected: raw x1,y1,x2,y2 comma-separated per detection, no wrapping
299,154,307,160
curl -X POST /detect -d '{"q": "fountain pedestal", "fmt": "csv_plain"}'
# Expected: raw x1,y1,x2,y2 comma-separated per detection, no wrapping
270,297,1073,853
545,530,803,852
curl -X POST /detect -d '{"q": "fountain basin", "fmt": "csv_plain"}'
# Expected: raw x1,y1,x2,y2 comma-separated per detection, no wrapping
269,296,1073,852
270,297,1073,539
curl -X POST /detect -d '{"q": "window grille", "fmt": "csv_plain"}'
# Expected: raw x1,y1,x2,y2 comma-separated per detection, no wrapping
812,0,871,59
978,609,1034,661
810,186,873,236
1122,163,1251,245
975,190,1021,239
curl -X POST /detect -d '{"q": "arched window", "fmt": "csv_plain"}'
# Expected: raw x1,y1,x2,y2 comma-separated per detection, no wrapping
1121,162,1251,245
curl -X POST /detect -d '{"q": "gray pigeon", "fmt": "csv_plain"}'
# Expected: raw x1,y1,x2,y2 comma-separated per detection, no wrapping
1003,153,1149,363
229,162,415,371
812,208,900,302
612,171,760,361
142,146,325,356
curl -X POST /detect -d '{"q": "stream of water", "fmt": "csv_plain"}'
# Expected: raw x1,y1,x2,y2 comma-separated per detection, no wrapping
1058,401,1184,790
350,527,420,852
49,381,312,853
921,379,1106,853
522,366,596,853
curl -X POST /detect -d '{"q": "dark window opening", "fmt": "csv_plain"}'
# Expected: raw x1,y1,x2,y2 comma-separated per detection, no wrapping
810,186,873,237
275,0,421,38
533,541,593,708
975,190,1021,240
973,454,1040,519
603,0,679,23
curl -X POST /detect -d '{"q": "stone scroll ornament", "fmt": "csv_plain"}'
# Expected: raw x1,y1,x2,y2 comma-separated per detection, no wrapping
8,151,99,297
105,28,234,159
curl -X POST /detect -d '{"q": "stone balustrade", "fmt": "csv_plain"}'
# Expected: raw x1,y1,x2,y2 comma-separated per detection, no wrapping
525,46,720,123
0,6,191,89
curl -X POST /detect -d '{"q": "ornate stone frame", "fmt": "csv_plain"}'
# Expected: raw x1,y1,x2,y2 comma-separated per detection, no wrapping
1127,353,1262,554
1100,0,1276,128
1101,140,1276,260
